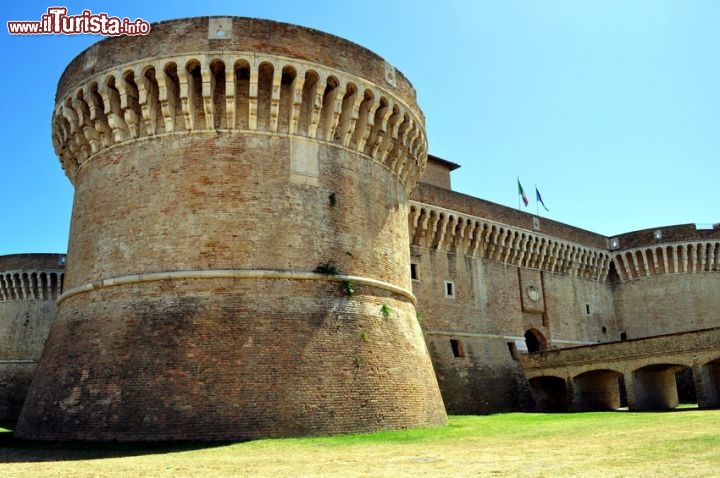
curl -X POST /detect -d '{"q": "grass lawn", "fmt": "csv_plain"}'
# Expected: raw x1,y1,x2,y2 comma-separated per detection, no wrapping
1,410,720,477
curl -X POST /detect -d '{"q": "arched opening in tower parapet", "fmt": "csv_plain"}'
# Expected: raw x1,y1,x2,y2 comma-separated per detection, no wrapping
334,82,357,144
687,244,698,271
256,62,274,131
351,89,374,149
654,247,666,274
277,66,297,134
677,245,686,273
317,76,339,141
364,96,389,156
122,70,143,138
607,260,621,283
572,369,623,411
524,328,546,353
185,60,206,130
377,104,401,160
142,66,164,135
162,62,184,131
104,76,123,130
233,60,251,130
209,60,226,129
30,272,39,299
529,376,568,412
297,70,319,137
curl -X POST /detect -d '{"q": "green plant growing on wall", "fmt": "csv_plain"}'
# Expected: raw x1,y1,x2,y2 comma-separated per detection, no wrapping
314,262,340,275
353,356,364,368
381,304,392,319
416,312,423,327
360,330,369,342
343,280,355,297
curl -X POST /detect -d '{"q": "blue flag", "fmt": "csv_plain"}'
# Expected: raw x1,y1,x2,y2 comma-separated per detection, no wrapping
536,187,549,211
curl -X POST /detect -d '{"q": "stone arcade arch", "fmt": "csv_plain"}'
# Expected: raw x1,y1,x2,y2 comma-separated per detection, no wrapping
698,358,720,408
630,363,689,410
572,369,623,411
528,376,568,412
521,328,720,413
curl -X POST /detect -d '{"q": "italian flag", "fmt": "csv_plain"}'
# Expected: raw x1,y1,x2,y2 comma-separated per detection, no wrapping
517,178,529,207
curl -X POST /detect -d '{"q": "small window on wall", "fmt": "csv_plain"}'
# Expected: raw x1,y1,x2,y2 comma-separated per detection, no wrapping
444,280,455,299
585,304,591,315
410,263,419,280
450,339,465,358
507,342,519,360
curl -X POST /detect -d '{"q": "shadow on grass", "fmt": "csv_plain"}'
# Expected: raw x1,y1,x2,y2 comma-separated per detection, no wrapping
0,422,238,463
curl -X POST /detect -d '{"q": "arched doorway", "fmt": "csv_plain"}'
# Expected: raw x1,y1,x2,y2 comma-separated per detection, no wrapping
525,328,546,353
529,376,568,412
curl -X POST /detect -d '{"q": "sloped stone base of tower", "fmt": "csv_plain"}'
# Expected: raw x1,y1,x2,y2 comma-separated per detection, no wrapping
15,279,447,441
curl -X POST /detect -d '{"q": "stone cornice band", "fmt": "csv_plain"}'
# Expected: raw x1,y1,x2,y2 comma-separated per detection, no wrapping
57,269,416,305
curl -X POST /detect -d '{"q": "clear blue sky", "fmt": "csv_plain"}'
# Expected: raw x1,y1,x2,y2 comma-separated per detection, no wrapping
2,1,718,255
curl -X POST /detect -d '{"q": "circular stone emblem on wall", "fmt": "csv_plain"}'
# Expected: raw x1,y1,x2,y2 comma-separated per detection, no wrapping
526,286,540,302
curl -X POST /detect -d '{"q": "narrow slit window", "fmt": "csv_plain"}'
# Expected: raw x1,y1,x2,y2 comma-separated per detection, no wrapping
450,339,464,358
411,263,418,280
507,342,519,360
585,304,591,315
444,280,455,298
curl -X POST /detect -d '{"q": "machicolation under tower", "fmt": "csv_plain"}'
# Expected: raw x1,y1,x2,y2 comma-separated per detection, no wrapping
16,16,447,441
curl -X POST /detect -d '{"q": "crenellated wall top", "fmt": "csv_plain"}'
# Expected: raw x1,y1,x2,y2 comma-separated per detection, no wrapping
57,17,420,116
0,254,65,302
0,254,66,272
52,19,428,190
409,201,612,281
609,223,720,251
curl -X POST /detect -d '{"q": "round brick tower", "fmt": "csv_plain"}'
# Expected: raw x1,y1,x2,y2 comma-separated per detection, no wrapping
16,17,447,441
0,254,65,419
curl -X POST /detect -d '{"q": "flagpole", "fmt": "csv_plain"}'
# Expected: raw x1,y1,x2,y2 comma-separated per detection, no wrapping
517,177,520,210
535,183,539,217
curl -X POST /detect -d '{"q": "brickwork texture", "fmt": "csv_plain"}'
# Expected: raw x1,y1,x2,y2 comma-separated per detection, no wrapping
16,16,447,441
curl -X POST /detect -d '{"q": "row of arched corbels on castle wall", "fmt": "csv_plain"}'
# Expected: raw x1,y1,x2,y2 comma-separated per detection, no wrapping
613,241,720,281
0,271,64,302
53,53,428,189
408,202,612,281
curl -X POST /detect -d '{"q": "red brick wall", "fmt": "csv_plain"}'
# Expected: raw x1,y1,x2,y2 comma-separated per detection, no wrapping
62,133,413,289
0,254,64,419
614,273,720,339
18,129,448,440
19,15,448,439
18,279,445,440
419,160,452,189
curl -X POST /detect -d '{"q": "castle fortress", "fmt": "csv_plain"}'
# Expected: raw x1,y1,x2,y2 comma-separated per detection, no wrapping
0,16,718,441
